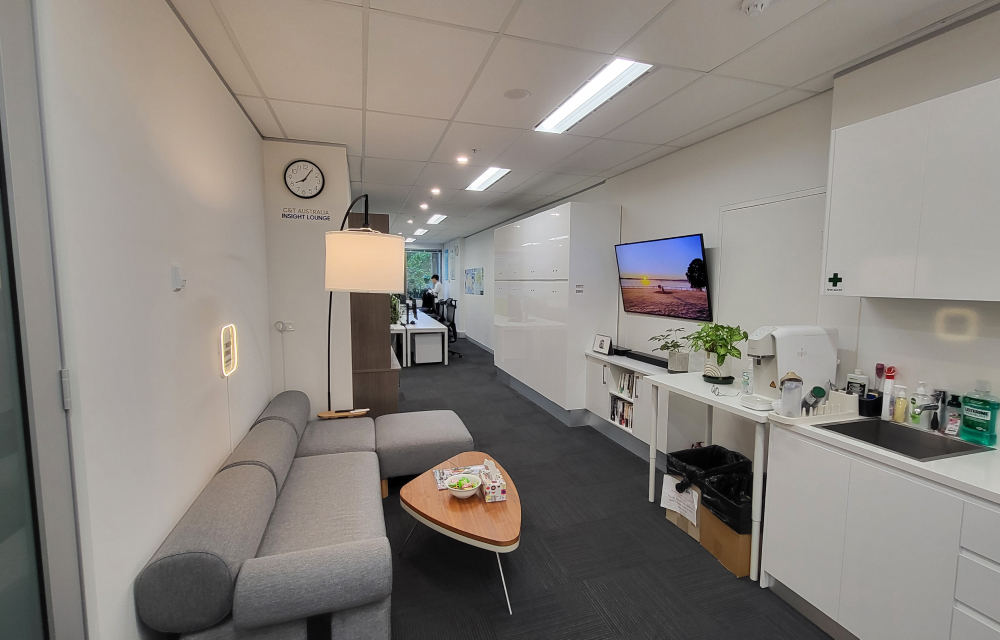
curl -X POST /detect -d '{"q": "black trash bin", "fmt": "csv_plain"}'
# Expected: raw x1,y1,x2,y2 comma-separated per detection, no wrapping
665,445,754,535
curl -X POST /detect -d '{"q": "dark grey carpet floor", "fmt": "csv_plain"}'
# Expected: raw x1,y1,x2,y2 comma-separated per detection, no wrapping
384,338,831,640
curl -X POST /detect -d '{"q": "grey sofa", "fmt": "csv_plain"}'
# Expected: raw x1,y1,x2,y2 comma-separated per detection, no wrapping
135,391,473,639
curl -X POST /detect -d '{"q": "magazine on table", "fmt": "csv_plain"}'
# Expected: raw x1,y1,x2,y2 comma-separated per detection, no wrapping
433,465,486,490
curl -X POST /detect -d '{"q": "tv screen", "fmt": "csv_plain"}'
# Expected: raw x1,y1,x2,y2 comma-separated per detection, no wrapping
615,234,713,321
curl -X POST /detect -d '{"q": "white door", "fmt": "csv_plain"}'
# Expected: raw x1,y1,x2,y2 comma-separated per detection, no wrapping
838,460,963,640
586,359,610,417
825,103,930,298
762,427,852,620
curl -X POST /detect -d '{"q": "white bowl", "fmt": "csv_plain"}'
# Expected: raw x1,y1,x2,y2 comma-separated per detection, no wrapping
446,474,481,499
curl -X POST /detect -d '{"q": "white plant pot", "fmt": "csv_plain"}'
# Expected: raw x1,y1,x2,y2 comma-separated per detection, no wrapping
704,352,732,379
667,350,689,373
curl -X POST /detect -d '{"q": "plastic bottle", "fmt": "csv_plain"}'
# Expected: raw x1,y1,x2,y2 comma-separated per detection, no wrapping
846,369,869,396
960,380,999,446
880,366,897,421
909,381,932,429
943,393,963,436
892,385,908,423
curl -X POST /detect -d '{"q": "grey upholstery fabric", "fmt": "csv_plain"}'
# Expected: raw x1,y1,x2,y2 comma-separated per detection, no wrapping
233,538,392,630
375,410,474,479
297,418,375,457
256,452,384,557
330,597,391,640
254,390,310,440
135,465,276,634
222,421,298,491
181,617,306,640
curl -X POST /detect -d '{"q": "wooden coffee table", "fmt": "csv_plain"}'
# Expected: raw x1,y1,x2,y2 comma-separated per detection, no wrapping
399,451,521,614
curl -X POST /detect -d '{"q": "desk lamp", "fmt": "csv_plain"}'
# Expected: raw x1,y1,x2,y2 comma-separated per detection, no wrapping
325,194,404,411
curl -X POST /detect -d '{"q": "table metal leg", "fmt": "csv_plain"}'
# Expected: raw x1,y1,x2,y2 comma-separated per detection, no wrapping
496,552,512,615
398,521,417,556
705,405,714,445
649,385,659,502
750,420,766,581
443,330,448,365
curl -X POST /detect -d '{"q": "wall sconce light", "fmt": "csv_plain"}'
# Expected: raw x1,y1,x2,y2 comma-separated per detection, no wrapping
221,324,238,377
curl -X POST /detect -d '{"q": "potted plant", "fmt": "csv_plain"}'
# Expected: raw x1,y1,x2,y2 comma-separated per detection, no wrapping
390,295,402,325
649,329,689,373
685,322,748,381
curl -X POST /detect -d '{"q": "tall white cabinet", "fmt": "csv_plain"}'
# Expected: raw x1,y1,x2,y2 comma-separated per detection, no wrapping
493,202,621,411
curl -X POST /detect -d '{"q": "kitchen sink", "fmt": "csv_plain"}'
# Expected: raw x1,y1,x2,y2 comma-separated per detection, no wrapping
817,418,992,462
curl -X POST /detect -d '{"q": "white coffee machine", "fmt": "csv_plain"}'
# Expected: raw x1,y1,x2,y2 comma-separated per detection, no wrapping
741,326,839,411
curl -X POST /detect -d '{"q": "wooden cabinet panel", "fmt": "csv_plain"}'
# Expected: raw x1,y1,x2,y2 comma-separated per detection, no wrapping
838,460,963,640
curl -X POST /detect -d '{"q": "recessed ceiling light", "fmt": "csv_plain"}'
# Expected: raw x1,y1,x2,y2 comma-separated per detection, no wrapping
427,214,447,224
431,187,441,195
414,228,428,235
504,88,531,100
420,203,428,210
456,156,469,164
466,167,510,191
405,237,415,243
407,219,413,223
535,58,652,134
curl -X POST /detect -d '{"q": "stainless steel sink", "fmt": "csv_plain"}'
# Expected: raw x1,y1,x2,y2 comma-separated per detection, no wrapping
817,418,992,462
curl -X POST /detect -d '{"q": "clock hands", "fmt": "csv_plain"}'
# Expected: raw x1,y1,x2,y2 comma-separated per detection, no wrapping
294,168,313,184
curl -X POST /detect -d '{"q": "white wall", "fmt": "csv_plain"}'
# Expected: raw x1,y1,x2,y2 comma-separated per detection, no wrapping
263,141,352,412
461,230,495,349
33,0,270,638
441,238,465,331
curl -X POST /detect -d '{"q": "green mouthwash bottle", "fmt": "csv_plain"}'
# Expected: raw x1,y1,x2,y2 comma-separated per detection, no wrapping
960,380,999,447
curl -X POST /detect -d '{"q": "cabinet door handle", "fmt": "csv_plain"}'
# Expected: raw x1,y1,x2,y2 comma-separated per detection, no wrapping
602,365,606,384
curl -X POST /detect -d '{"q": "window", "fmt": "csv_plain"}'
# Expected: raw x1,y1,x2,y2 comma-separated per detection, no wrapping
404,250,442,300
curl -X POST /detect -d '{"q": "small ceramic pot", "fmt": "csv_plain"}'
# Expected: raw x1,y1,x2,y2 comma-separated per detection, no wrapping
667,350,689,373
704,352,732,379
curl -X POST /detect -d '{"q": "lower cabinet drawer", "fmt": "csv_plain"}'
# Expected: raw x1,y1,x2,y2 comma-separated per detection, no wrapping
962,503,1000,565
956,554,1000,623
952,607,1000,640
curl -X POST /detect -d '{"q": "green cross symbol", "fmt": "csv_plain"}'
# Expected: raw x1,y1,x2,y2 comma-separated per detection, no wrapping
828,273,843,287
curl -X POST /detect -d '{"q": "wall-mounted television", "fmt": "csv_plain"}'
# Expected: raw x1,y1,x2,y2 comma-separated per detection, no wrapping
615,234,713,321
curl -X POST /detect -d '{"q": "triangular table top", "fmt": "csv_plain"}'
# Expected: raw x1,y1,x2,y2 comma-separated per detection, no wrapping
399,451,521,552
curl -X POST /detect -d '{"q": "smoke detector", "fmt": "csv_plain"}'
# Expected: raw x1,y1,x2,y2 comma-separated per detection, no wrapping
741,0,769,17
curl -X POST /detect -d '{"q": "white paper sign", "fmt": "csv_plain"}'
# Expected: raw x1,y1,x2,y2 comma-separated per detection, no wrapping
660,476,699,526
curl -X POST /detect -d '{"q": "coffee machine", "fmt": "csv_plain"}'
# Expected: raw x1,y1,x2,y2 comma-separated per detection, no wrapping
741,326,839,411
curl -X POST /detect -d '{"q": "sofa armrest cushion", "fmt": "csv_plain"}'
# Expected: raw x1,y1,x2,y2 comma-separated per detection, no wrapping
232,537,392,630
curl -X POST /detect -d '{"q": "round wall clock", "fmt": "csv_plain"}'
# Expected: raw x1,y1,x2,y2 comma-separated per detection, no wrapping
284,160,324,199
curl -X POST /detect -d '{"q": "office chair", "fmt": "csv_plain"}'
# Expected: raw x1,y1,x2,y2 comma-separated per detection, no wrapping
444,298,462,359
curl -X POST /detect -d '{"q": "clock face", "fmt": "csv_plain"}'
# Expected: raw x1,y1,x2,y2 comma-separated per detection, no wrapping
284,160,324,199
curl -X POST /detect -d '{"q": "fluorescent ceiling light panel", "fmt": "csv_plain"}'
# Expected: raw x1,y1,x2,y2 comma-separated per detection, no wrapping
414,228,428,235
535,58,652,134
466,167,510,191
405,237,415,243
427,214,447,224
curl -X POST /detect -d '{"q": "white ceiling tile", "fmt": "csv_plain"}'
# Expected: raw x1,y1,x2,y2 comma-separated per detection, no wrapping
457,38,608,129
370,0,516,32
620,0,826,72
414,162,488,190
487,192,546,210
545,138,657,175
430,122,524,166
492,131,593,171
270,100,362,154
552,175,604,199
568,67,702,137
362,157,426,185
797,72,836,93
400,189,459,215
599,145,678,177
716,0,983,87
506,0,671,54
365,112,448,161
173,0,259,96
218,0,362,108
236,96,282,137
367,13,494,119
670,89,818,147
354,182,412,214
348,156,362,182
605,75,782,144
508,172,592,195
446,190,503,209
482,169,535,193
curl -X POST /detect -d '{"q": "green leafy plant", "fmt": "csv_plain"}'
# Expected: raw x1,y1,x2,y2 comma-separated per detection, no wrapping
390,295,402,325
685,322,748,365
649,328,687,353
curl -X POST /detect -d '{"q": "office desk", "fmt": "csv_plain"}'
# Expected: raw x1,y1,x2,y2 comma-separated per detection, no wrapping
646,372,770,581
390,324,408,367
395,316,449,366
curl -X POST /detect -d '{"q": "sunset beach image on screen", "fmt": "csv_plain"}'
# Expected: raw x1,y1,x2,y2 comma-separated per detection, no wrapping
615,234,712,321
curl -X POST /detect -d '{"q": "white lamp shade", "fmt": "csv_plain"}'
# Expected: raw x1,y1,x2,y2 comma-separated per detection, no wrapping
325,230,405,293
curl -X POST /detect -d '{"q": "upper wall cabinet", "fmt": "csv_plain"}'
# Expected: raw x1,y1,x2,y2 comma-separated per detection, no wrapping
824,77,1000,301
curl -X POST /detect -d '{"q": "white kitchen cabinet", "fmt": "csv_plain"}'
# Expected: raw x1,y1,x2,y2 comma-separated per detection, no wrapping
823,76,1000,301
762,427,852,620
838,460,964,640
585,358,610,416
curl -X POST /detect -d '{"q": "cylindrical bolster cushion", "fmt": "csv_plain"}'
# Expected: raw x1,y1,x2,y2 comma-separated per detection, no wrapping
233,537,392,630
255,390,310,440
135,465,276,633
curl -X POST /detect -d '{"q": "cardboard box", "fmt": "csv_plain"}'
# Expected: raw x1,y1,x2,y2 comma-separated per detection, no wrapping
479,460,507,503
699,504,751,578
664,475,700,542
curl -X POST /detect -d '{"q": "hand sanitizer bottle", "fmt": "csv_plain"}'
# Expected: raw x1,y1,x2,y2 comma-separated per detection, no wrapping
909,382,932,429
961,380,999,446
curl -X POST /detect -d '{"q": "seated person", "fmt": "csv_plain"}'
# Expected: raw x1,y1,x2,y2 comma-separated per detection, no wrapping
422,275,443,310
